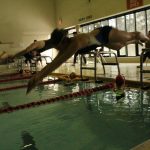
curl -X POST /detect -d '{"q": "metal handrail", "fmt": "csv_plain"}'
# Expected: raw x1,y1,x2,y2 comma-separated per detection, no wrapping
97,51,120,75
41,56,52,64
140,48,150,88
80,49,120,81
80,51,97,81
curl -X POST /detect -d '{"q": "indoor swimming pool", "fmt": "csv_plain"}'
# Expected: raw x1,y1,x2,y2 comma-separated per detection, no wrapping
0,79,150,150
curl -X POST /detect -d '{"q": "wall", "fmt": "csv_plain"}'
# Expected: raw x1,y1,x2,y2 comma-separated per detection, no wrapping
55,0,150,28
0,0,149,56
0,0,56,54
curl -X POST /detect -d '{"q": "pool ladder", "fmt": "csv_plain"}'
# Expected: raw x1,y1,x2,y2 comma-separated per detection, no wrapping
140,48,150,88
80,50,120,81
80,51,97,81
16,56,25,72
98,51,120,75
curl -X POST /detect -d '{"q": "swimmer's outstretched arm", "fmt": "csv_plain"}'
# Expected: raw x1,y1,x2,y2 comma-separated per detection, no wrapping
0,51,6,58
12,40,45,58
26,41,78,94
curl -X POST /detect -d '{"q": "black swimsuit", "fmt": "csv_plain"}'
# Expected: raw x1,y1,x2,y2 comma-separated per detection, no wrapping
24,52,33,64
95,26,113,45
38,39,53,53
78,44,99,54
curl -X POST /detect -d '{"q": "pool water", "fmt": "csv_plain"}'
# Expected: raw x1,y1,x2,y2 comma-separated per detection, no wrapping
0,80,150,150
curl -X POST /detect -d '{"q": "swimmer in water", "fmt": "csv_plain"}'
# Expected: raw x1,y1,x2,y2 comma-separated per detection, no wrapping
114,74,125,101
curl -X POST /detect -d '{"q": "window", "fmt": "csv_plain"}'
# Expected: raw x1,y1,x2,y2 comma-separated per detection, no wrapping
136,11,146,55
117,16,126,56
101,20,109,26
109,18,117,55
109,18,116,28
82,25,89,33
100,20,110,52
67,6,150,58
68,28,76,37
94,22,101,29
126,13,136,56
147,9,150,32
88,24,94,32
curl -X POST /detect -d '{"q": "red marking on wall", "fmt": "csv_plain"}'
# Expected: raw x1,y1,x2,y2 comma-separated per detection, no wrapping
127,0,143,9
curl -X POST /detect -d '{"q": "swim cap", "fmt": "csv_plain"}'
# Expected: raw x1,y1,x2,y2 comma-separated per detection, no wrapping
115,74,125,88
69,72,76,79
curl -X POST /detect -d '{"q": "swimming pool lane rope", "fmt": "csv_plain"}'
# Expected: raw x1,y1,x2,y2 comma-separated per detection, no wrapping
0,72,20,78
0,82,114,114
0,75,32,83
0,79,60,92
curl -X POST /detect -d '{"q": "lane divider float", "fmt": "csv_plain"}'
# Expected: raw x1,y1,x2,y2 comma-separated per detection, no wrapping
0,82,114,114
0,72,20,78
0,75,32,83
0,79,60,92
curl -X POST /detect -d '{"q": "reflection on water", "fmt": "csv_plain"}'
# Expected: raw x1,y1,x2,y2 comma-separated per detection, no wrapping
0,81,150,150
21,131,38,150
85,87,150,126
1,102,11,109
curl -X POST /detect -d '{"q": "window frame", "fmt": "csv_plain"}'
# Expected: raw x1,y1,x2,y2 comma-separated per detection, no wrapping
67,5,150,57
